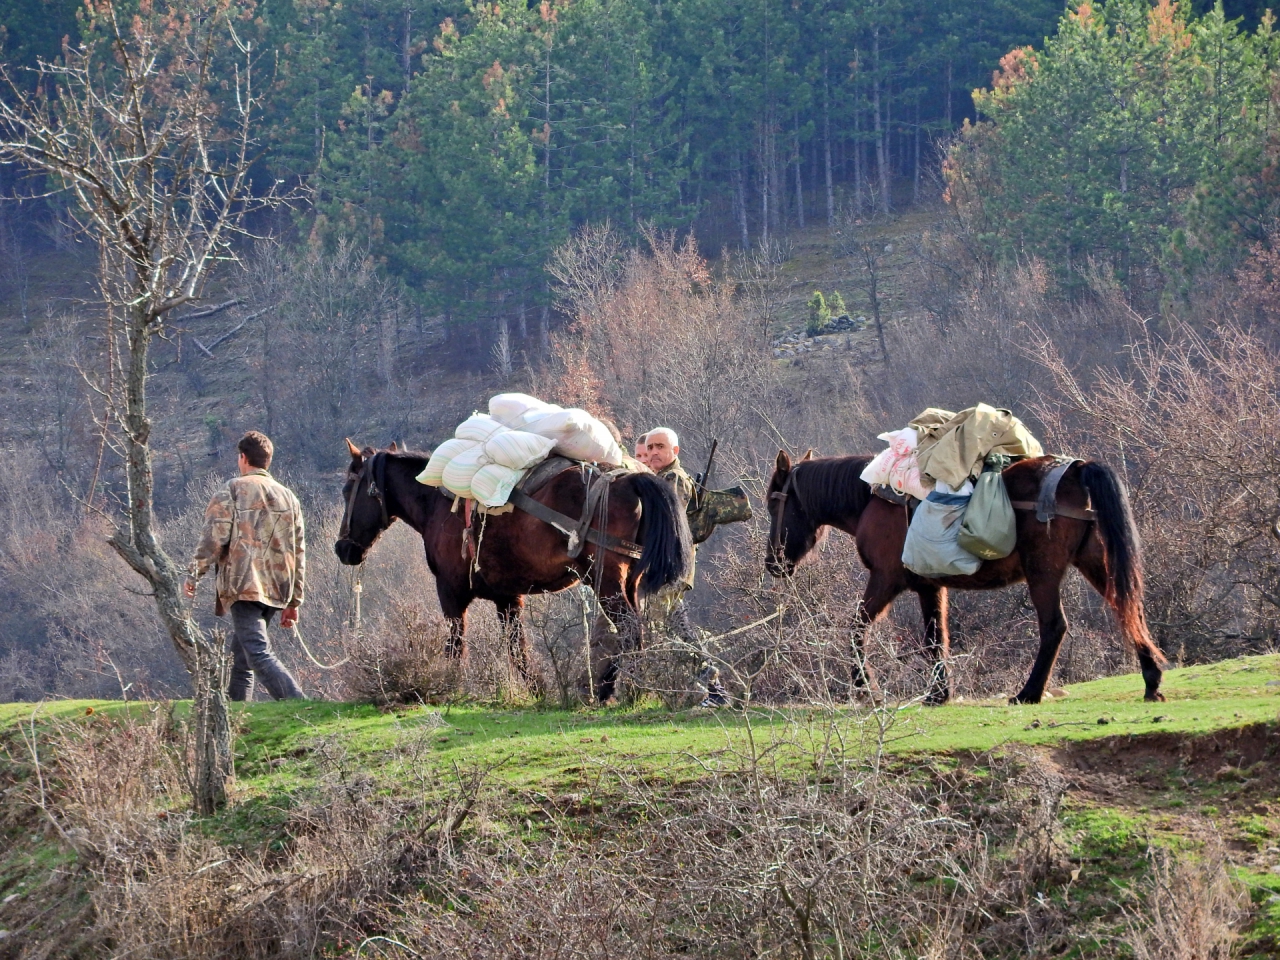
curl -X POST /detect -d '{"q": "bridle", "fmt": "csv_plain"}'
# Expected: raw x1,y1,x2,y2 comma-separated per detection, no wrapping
768,468,808,561
338,452,391,544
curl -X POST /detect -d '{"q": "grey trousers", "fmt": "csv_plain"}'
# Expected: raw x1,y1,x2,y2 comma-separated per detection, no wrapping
228,601,305,701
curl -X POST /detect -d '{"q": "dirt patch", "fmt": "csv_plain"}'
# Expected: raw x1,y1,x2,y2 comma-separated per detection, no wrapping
1046,723,1280,876
1053,722,1280,799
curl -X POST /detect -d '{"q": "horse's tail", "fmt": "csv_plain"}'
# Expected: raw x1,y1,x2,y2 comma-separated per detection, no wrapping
1079,461,1166,666
627,472,693,597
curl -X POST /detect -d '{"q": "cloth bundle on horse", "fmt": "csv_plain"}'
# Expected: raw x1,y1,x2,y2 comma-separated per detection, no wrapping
766,410,1166,706
334,398,696,702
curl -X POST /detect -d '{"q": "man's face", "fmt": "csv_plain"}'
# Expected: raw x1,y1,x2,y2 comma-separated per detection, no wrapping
646,434,677,470
633,442,649,466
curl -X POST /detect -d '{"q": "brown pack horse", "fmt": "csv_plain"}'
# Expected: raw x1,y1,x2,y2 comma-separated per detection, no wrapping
334,442,692,700
764,451,1166,705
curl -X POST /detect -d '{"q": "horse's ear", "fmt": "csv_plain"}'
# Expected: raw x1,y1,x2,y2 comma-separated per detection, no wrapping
345,438,362,458
801,449,815,461
776,449,792,474
388,440,399,453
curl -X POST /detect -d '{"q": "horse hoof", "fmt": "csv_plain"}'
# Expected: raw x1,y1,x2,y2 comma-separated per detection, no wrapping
924,693,950,707
1144,691,1166,702
1008,693,1041,705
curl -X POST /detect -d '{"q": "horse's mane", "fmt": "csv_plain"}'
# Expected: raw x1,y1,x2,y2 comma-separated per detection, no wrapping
792,455,875,522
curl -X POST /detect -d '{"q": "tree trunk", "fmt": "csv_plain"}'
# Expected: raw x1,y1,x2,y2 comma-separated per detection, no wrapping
733,154,750,248
192,636,232,814
873,30,890,215
793,119,804,229
110,304,232,811
853,106,864,218
402,4,412,94
824,60,834,226
913,101,921,205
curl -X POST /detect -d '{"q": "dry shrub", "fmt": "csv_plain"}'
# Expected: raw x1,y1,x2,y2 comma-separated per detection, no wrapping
544,224,781,456
1031,320,1280,661
340,602,461,706
1124,843,1249,960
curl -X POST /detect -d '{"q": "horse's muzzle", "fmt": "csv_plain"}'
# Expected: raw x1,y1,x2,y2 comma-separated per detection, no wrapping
334,539,366,566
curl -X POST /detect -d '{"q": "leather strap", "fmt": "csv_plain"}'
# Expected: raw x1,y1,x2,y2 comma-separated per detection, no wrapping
508,486,643,560
1010,500,1096,522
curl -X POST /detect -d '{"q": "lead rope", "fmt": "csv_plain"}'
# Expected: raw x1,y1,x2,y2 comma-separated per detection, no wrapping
284,569,360,671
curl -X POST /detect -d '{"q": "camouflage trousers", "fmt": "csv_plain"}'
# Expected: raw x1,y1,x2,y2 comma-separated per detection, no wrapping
653,594,728,705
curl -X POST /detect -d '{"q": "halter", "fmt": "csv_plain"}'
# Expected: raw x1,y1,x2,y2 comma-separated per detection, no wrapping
338,452,391,543
768,468,808,559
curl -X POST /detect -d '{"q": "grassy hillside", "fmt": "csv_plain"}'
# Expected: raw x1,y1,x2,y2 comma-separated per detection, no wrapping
3,656,1280,957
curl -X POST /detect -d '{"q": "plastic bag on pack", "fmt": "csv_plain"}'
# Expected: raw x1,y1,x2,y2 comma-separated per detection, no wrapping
860,427,932,501
902,484,982,577
441,444,490,500
485,429,556,470
418,437,476,486
456,413,506,443
957,462,1016,560
470,463,524,507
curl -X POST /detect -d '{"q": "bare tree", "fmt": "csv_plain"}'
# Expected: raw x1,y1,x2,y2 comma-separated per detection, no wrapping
0,0,290,811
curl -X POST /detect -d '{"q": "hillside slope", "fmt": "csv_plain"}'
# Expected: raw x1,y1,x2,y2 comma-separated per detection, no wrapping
3,656,1280,957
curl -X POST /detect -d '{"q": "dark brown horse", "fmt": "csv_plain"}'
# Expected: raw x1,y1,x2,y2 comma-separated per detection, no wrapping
334,443,691,700
764,451,1166,705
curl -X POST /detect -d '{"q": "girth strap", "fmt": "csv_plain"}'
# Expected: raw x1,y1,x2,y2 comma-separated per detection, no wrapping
1009,457,1096,522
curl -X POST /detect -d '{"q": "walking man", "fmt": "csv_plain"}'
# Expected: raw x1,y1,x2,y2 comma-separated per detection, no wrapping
644,427,728,707
185,431,307,701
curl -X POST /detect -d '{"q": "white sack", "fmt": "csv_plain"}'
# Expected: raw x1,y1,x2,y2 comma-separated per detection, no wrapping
523,408,623,463
418,437,477,486
470,463,524,507
486,430,556,470
456,413,506,443
490,393,557,427
441,444,491,501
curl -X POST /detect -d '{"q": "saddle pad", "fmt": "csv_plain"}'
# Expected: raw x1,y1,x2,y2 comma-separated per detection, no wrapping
518,456,578,496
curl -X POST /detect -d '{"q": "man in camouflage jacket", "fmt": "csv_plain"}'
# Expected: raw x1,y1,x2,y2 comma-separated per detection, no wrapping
645,427,727,707
184,431,306,701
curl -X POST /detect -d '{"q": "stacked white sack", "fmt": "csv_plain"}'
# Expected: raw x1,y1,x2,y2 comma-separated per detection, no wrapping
489,393,624,465
417,411,556,506
416,395,624,507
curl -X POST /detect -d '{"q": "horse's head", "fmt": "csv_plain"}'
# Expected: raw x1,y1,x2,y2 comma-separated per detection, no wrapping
334,438,398,565
765,448,825,578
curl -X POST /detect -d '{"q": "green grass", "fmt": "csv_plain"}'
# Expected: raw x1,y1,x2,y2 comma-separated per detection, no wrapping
4,655,1278,797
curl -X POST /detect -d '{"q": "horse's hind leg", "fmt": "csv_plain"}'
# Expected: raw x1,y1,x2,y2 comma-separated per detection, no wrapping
495,596,538,692
916,586,951,705
1011,575,1068,705
1074,541,1165,701
850,573,903,699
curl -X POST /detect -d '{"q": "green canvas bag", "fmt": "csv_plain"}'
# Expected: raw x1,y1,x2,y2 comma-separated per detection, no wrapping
957,457,1016,560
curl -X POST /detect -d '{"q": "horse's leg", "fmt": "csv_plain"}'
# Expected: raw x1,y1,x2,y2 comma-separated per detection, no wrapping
850,572,903,698
916,585,951,705
495,596,538,691
436,580,471,659
590,561,637,704
1011,574,1068,705
1074,539,1165,702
